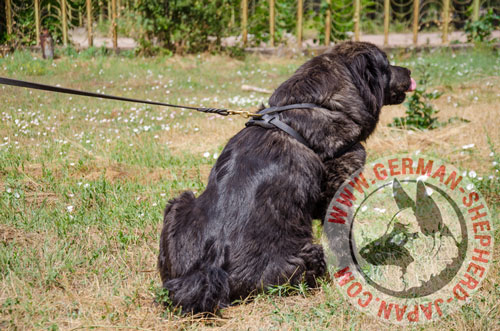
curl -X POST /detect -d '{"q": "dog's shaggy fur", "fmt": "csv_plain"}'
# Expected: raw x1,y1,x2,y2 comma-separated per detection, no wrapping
158,41,413,314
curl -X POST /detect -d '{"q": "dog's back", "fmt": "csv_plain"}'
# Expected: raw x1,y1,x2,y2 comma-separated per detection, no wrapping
158,127,325,313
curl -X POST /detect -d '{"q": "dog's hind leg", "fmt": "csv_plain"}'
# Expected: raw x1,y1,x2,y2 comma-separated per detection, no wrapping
260,243,326,290
298,243,326,287
158,191,196,283
164,240,230,314
158,192,230,314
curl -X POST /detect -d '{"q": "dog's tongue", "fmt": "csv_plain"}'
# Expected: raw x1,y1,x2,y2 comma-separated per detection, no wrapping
408,77,417,92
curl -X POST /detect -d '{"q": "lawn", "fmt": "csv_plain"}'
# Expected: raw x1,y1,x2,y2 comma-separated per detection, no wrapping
0,47,498,330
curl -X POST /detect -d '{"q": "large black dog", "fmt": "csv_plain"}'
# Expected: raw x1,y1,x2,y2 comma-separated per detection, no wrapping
158,42,415,314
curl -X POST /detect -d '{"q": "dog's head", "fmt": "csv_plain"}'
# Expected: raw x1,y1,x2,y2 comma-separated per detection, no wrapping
270,42,414,114
333,41,415,109
268,42,415,143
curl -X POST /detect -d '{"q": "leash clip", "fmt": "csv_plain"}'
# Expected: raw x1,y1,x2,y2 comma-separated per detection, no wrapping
228,110,262,118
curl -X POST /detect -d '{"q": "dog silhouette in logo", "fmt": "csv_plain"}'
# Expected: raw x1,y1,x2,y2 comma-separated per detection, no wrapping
359,179,457,276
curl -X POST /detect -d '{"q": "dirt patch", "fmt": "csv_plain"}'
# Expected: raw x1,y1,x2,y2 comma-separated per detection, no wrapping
0,223,40,247
25,191,59,207
82,163,131,182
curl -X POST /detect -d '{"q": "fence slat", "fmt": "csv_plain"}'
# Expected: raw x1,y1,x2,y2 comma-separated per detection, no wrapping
35,0,41,46
5,0,12,35
99,1,103,25
242,0,248,46
61,0,68,46
86,0,93,47
413,0,419,45
325,0,331,46
111,0,117,51
297,0,303,48
472,0,479,21
442,0,450,43
354,0,360,41
269,0,275,46
384,0,389,45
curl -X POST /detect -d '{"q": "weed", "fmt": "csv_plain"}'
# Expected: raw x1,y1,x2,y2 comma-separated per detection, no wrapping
389,64,444,130
266,281,310,298
151,284,173,308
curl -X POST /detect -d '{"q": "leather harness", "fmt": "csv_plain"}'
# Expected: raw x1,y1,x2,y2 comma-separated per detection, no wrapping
246,103,328,148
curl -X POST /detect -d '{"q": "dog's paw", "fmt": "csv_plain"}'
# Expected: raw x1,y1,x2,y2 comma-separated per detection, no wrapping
299,243,326,278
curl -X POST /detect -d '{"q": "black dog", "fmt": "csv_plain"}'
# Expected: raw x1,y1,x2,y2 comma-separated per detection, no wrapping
158,41,415,314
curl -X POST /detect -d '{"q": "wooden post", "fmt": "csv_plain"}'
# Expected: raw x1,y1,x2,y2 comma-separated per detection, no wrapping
242,0,248,46
108,0,111,20
79,9,83,27
354,0,360,41
61,0,68,46
86,0,93,47
35,0,41,46
472,0,479,21
325,0,331,46
384,0,389,45
413,0,419,45
111,0,118,51
297,0,303,48
231,6,235,28
442,0,450,44
99,0,104,25
68,5,72,23
5,0,12,35
269,0,275,46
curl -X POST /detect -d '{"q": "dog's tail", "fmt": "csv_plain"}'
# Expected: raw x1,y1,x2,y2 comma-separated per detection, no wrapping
165,239,230,314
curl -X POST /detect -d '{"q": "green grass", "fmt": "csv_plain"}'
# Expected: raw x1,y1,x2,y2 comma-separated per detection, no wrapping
0,48,498,329
391,47,500,88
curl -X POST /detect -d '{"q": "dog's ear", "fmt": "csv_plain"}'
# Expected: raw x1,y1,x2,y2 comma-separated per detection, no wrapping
347,52,385,113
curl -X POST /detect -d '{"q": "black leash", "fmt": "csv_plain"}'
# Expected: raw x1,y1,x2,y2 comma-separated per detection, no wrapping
0,76,325,148
0,76,256,118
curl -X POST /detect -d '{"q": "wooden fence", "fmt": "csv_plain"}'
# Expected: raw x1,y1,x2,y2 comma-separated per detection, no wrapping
1,0,497,50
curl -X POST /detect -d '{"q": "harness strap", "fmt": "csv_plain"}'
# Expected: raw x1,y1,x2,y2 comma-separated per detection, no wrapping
246,103,328,148
257,103,322,116
247,113,309,146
